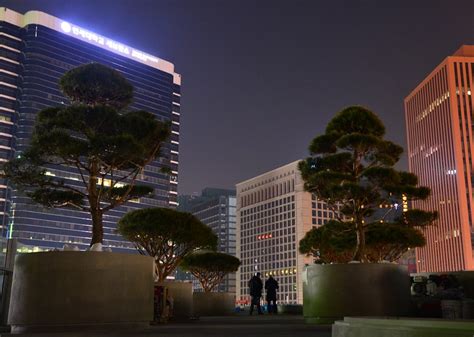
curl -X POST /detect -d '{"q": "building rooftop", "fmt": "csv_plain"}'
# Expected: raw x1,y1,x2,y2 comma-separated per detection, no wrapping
453,45,474,57
404,44,474,101
201,188,236,198
236,160,301,187
0,7,180,83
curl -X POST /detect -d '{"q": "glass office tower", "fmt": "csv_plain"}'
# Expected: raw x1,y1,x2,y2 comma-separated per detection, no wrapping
178,188,237,293
0,8,181,251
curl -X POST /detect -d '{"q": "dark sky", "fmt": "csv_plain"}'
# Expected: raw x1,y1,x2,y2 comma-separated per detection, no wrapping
3,0,474,194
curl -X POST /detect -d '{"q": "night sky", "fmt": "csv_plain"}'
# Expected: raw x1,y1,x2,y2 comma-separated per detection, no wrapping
3,0,474,194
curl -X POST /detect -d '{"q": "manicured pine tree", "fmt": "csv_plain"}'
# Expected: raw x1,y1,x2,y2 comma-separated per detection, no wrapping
299,106,437,263
181,251,241,292
118,208,218,281
3,63,171,246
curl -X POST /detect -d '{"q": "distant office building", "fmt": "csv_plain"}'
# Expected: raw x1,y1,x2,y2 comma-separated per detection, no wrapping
0,8,181,251
236,160,343,305
179,188,237,293
177,193,200,213
405,45,474,272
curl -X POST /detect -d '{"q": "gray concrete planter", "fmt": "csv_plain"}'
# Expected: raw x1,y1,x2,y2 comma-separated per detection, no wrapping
303,263,411,324
193,292,235,317
157,281,193,319
8,251,154,333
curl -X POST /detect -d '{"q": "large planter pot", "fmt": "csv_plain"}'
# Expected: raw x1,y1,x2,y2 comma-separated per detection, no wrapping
157,281,193,319
8,251,154,333
303,263,411,324
193,292,235,317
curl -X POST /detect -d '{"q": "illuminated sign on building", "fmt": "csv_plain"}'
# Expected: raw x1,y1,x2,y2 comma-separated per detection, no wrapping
60,21,159,65
0,8,177,78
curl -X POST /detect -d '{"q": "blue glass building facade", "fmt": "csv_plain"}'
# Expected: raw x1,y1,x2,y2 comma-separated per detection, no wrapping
0,8,180,251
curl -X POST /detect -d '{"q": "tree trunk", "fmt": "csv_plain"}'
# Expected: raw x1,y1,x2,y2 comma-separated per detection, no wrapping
155,261,164,282
88,159,103,246
203,282,211,293
90,209,103,245
353,223,367,262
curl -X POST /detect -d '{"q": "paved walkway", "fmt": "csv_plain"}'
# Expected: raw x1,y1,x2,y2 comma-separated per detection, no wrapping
3,315,332,337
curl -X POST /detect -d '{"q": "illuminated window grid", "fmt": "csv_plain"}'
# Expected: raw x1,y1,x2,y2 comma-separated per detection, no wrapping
405,45,474,272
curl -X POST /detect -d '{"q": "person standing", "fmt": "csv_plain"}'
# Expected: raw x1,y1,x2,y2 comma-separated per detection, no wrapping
248,272,263,315
265,275,279,314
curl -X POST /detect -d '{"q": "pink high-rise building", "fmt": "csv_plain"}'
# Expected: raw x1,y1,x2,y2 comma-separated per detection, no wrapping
405,45,474,272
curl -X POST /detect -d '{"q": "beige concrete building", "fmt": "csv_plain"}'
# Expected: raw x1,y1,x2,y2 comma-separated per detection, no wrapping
236,160,339,305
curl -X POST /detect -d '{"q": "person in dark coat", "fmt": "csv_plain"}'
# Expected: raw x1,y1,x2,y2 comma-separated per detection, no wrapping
248,272,263,315
265,275,279,314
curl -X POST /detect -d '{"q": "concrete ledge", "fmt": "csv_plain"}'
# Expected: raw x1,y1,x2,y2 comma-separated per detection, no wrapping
277,304,303,315
8,251,154,333
332,317,474,337
193,292,235,317
7,322,149,334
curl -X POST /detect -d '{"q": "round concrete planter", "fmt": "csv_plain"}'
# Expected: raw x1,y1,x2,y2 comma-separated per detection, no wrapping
193,292,235,317
303,263,411,324
8,251,154,333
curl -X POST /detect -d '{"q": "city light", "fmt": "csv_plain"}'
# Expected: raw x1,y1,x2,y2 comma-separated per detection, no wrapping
60,20,160,65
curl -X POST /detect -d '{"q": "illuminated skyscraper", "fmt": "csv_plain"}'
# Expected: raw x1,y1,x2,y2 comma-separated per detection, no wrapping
405,45,474,272
236,161,342,305
0,8,181,251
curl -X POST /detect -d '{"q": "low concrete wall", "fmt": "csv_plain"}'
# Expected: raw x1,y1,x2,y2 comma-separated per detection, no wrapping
157,281,193,319
332,317,474,337
303,263,411,324
277,304,303,315
8,251,154,333
193,292,235,317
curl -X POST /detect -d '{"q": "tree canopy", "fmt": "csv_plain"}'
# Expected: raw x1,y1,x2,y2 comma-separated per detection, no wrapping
299,220,426,263
117,207,218,282
2,63,171,246
299,106,437,262
181,251,241,292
